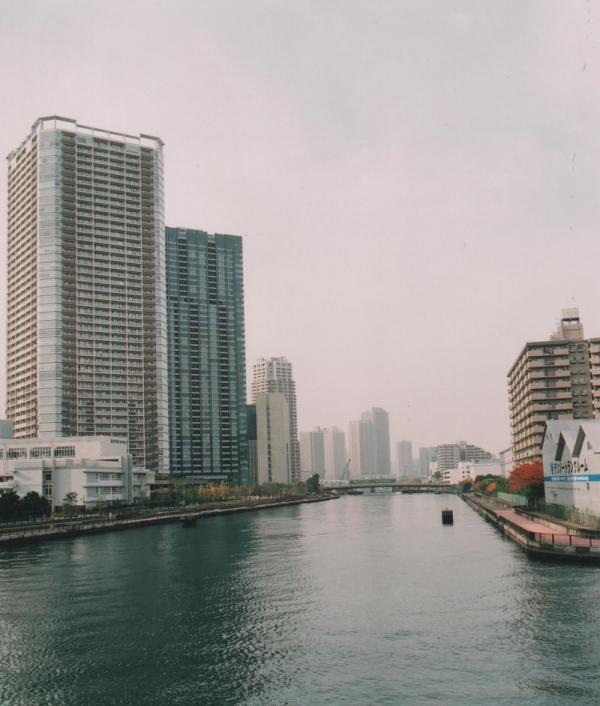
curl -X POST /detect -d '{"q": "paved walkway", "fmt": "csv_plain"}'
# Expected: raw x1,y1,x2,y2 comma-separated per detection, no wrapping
472,494,600,548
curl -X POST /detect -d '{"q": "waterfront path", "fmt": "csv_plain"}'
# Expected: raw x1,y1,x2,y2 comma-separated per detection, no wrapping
0,494,336,547
463,493,600,560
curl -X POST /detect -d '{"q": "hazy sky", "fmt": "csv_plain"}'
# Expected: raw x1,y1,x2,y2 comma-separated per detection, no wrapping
2,0,600,455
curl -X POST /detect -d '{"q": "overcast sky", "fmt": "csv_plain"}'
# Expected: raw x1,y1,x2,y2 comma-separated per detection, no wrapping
2,0,600,456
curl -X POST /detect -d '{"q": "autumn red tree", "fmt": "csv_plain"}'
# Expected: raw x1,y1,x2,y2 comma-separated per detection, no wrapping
509,462,544,496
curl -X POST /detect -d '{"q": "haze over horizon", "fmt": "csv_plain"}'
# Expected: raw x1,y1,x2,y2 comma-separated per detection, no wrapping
2,0,600,454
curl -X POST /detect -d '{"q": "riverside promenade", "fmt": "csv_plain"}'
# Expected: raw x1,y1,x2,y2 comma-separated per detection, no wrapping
463,493,600,562
0,494,337,547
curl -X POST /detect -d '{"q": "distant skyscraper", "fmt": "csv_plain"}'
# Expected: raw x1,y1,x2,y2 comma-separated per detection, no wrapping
6,116,168,472
256,392,290,484
300,429,326,480
348,407,390,477
252,357,300,482
370,407,391,476
166,227,247,482
418,447,431,477
397,441,413,478
348,418,375,477
323,427,346,481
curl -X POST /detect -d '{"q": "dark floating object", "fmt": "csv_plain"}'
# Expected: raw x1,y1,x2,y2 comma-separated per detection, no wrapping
181,516,198,528
441,509,454,525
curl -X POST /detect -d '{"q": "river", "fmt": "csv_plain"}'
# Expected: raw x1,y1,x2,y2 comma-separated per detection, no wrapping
1,493,600,705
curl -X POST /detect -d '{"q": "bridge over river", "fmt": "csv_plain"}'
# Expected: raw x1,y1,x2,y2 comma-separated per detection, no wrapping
324,481,456,493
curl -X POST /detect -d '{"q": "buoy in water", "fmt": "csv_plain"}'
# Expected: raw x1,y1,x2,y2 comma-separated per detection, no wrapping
441,509,454,525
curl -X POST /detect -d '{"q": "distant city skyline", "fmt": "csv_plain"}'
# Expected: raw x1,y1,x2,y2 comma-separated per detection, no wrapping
3,3,600,455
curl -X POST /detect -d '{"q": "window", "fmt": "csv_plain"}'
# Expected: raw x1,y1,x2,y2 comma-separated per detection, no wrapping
30,447,51,459
7,448,27,459
54,446,75,458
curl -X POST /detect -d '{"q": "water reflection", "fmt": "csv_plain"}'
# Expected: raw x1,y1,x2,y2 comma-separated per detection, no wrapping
2,497,600,705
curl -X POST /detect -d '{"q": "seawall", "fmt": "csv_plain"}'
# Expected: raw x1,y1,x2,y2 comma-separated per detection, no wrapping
0,495,337,547
462,493,600,563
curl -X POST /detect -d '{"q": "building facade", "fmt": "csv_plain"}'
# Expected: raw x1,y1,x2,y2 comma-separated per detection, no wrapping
508,309,597,466
370,407,391,476
6,116,168,473
252,357,299,482
0,432,152,509
348,408,391,477
499,446,514,478
348,418,374,477
256,392,290,484
246,405,257,486
435,441,492,473
418,447,431,478
542,420,600,518
323,427,346,481
397,440,414,478
299,429,326,480
166,227,247,483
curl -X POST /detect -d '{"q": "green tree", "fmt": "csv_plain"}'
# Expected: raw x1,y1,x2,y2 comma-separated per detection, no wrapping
19,491,51,519
0,490,21,521
62,491,79,515
306,474,320,494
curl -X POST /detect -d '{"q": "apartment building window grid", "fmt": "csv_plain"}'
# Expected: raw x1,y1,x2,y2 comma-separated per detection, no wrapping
166,228,247,483
7,117,169,473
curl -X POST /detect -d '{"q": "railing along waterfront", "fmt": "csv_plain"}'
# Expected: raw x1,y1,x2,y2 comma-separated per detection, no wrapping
530,532,600,548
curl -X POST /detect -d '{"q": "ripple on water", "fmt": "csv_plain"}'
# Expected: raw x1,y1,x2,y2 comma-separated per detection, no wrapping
1,496,600,705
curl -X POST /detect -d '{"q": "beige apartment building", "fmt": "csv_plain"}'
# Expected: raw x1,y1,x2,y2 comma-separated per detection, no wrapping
508,309,600,466
6,116,168,473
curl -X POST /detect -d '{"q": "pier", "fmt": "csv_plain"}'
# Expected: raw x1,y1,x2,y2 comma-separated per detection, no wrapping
463,493,600,562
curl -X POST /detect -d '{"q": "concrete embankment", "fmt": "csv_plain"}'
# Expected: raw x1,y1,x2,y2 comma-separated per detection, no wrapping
0,495,337,547
462,493,600,563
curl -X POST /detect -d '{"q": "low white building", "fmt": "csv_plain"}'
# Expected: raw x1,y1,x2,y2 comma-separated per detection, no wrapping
542,420,600,517
0,433,153,509
458,459,502,479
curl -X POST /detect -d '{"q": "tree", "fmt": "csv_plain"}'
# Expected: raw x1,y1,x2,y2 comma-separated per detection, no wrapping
459,479,472,493
62,491,79,515
19,491,51,519
509,462,544,498
306,474,320,494
0,490,21,521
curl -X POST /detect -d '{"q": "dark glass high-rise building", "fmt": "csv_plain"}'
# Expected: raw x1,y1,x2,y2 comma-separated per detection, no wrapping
166,227,247,482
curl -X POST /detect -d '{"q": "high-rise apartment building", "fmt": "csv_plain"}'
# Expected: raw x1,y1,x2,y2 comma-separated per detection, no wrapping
256,392,290,484
323,427,346,481
397,440,413,478
252,357,300,482
508,308,600,465
6,116,168,472
349,407,391,477
370,407,391,476
299,428,325,480
166,228,247,483
348,418,374,477
418,447,431,478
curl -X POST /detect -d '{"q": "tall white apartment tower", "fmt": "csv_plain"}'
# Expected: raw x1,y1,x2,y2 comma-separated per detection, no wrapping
252,357,300,482
6,116,168,473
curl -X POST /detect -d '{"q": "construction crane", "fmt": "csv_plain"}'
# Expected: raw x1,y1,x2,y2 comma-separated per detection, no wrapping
341,459,351,481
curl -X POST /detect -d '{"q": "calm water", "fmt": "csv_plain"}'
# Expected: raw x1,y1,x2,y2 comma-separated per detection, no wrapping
1,494,600,705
